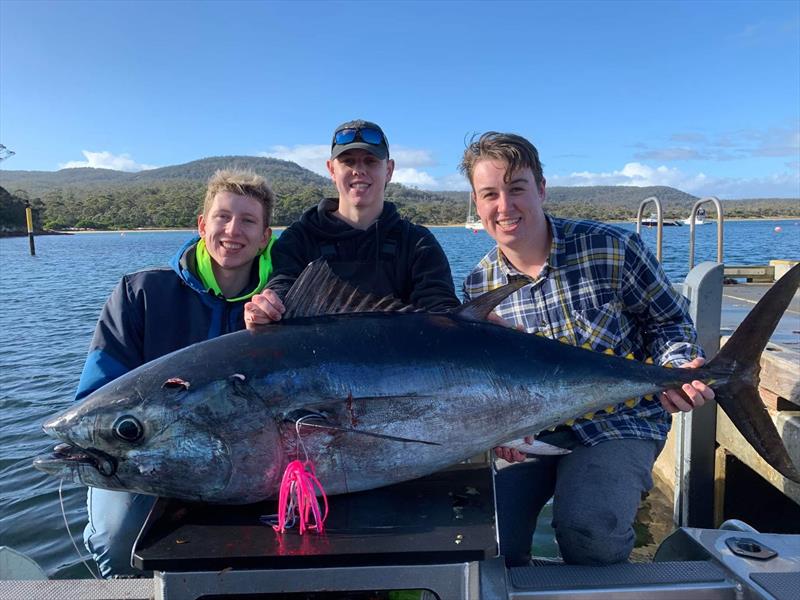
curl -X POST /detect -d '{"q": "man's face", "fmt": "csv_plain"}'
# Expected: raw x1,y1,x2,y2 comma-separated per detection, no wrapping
197,191,271,273
472,159,547,250
327,149,394,211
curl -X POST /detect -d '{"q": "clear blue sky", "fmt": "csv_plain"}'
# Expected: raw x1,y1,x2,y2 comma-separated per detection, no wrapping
1,0,798,198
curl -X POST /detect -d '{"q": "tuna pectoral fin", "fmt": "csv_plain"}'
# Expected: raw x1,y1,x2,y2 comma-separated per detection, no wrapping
290,413,440,446
709,262,800,483
716,386,800,483
456,277,531,322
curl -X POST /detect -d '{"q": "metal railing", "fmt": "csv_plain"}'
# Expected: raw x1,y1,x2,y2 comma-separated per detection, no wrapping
635,196,664,261
688,197,724,269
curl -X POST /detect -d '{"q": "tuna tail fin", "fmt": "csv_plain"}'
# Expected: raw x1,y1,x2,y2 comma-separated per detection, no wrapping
707,262,800,483
456,277,531,321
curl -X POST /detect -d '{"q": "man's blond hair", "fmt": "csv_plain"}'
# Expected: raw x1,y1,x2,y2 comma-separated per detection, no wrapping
203,169,274,226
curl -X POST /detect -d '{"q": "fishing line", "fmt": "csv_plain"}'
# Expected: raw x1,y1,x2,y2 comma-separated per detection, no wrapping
59,478,101,579
260,508,296,529
294,415,313,462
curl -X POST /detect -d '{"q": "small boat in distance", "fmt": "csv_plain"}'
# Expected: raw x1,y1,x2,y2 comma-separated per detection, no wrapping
465,197,484,231
641,213,682,227
683,207,708,225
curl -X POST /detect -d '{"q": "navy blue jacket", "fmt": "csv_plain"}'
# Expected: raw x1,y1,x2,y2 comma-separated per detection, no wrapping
75,237,251,401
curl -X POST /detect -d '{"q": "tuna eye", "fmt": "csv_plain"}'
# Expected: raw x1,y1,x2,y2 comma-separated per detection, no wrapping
113,416,143,442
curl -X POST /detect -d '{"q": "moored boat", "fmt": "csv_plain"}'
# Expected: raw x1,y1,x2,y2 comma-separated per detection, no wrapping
465,197,484,230
683,207,708,225
641,212,683,227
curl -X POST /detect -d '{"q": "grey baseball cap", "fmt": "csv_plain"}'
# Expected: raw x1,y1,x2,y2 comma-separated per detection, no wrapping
330,119,389,160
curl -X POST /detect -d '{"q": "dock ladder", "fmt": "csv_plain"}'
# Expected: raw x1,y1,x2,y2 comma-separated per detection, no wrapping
635,196,665,261
687,197,725,269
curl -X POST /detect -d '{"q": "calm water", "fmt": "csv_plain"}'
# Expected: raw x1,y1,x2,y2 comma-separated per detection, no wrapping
1,220,798,577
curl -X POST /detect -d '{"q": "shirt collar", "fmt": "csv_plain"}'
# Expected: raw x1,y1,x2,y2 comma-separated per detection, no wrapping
546,214,568,270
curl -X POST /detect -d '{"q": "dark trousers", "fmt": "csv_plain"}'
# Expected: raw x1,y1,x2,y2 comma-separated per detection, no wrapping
494,437,664,566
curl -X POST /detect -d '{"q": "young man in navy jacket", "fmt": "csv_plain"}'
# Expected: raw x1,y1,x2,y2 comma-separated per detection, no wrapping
78,170,275,576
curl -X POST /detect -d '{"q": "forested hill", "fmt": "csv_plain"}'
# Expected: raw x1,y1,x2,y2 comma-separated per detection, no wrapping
1,156,329,192
0,156,337,230
1,156,798,232
438,186,704,221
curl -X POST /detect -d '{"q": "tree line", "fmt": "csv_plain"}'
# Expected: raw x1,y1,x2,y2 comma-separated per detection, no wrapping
1,154,798,233
2,183,799,235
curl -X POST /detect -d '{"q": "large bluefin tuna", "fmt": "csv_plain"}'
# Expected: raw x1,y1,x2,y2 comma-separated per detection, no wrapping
34,261,800,502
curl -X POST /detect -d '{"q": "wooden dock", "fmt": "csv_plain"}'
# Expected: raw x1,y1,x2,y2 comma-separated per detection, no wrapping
720,280,800,349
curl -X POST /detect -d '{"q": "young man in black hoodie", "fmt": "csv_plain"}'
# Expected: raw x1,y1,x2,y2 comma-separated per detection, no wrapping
245,119,459,324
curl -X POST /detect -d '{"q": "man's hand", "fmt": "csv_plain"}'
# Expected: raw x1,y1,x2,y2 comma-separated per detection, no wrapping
494,435,535,463
244,289,285,330
659,357,715,413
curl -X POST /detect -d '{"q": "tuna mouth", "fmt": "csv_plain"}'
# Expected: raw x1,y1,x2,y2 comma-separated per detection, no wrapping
33,443,118,477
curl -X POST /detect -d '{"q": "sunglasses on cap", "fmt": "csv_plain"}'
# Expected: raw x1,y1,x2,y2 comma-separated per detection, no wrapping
333,127,385,147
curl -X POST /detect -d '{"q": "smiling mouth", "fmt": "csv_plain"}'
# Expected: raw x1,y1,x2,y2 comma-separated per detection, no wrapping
497,217,522,228
220,241,244,250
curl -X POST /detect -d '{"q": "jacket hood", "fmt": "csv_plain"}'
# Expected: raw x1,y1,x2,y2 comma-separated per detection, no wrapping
298,198,402,241
169,235,206,294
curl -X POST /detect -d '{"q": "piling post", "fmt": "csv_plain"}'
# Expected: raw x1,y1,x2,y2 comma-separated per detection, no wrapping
25,200,36,256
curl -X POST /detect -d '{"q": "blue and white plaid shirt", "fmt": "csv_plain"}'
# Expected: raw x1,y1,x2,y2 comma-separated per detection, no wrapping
463,215,702,445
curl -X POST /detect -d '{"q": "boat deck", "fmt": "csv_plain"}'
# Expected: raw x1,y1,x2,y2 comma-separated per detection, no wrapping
4,529,798,599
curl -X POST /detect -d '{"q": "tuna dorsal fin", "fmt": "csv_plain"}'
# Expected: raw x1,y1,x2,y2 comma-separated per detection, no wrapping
283,258,416,319
454,276,531,321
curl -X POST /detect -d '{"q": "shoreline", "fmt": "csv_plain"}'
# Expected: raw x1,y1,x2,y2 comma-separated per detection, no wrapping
435,217,800,227
0,229,72,238
1,217,797,237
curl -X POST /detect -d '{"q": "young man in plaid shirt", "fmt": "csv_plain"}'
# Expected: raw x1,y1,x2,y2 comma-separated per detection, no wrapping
460,132,714,567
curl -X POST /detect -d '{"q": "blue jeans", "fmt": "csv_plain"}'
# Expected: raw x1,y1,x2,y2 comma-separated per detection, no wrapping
494,437,664,566
83,488,157,577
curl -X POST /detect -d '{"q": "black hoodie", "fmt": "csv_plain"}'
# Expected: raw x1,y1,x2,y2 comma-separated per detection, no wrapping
267,199,459,312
